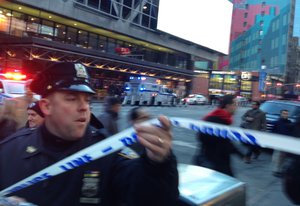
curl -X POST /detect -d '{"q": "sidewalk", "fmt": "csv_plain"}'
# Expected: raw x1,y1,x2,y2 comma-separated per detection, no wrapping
231,150,295,206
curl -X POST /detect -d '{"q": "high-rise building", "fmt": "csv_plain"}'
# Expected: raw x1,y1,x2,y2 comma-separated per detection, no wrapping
0,0,223,99
229,0,300,96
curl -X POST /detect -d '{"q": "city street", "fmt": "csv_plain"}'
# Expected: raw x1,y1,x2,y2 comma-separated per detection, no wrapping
92,103,294,206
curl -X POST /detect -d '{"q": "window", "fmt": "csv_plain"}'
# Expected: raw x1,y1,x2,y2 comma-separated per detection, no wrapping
54,24,66,42
66,27,77,44
88,0,100,9
77,30,88,48
260,20,264,26
100,0,111,13
259,30,263,36
26,16,40,35
243,22,247,27
107,38,116,54
98,36,107,51
89,33,98,50
261,11,265,16
244,12,248,18
10,11,26,37
40,19,54,39
245,4,249,9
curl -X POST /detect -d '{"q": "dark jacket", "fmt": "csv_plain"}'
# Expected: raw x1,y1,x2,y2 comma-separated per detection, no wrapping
272,118,292,136
195,109,244,177
0,125,179,206
241,108,266,131
0,118,18,141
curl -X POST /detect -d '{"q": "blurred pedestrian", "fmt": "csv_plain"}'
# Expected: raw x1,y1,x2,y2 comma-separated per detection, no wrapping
271,109,292,177
26,101,45,128
194,94,245,176
97,96,121,136
0,62,179,206
241,100,266,163
0,99,18,141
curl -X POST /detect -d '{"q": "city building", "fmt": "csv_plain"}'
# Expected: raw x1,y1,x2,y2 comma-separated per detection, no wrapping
228,0,300,98
0,0,223,100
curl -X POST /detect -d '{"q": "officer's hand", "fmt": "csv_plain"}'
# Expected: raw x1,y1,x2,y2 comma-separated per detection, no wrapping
135,115,172,163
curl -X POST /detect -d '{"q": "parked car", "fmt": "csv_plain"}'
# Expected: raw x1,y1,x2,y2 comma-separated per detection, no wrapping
260,100,300,132
183,94,208,105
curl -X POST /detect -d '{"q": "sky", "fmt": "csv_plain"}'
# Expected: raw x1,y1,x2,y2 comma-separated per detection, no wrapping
157,0,233,54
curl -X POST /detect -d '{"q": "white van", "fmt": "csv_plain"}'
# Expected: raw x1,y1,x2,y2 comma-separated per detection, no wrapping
122,77,176,106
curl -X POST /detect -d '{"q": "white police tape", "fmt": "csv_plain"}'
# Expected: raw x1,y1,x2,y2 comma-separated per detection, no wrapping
1,117,300,196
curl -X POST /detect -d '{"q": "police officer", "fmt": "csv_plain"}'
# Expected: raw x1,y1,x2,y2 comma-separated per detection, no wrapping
26,101,45,128
0,62,179,206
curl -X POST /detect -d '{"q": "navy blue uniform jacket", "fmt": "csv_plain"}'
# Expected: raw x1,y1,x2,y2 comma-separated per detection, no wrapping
0,125,179,206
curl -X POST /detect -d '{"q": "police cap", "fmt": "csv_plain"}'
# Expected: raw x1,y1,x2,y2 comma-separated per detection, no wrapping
30,62,96,97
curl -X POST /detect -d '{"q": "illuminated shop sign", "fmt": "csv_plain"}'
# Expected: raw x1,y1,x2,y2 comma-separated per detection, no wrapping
241,72,252,80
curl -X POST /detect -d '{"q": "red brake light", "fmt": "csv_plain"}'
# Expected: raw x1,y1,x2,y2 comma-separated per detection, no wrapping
3,72,27,80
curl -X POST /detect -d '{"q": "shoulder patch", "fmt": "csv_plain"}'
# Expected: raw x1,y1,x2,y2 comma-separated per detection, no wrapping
118,147,140,159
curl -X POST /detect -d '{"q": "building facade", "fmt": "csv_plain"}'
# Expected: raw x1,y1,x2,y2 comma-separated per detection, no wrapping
229,0,300,98
0,0,223,99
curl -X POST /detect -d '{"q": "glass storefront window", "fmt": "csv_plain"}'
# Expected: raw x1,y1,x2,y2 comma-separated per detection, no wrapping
241,81,252,91
77,30,88,48
10,11,26,37
26,16,40,36
210,74,223,89
0,8,11,34
210,82,223,90
54,23,66,43
223,84,236,91
89,33,98,50
99,36,107,51
107,38,116,54
66,27,77,44
40,19,54,40
224,75,236,83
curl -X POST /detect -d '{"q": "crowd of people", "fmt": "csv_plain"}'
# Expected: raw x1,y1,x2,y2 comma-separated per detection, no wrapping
0,62,300,205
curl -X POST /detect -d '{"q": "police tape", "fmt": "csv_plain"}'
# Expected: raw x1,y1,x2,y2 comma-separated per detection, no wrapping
1,117,300,196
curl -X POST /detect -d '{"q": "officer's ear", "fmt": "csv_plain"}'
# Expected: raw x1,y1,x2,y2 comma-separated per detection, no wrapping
39,98,51,116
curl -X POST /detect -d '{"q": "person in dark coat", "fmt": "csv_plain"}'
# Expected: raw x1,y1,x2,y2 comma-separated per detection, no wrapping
0,62,179,206
97,96,121,136
194,94,244,177
240,100,266,163
271,109,293,177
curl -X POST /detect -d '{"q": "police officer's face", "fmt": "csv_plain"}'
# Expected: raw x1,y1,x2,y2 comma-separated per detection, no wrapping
41,91,91,140
27,110,44,128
